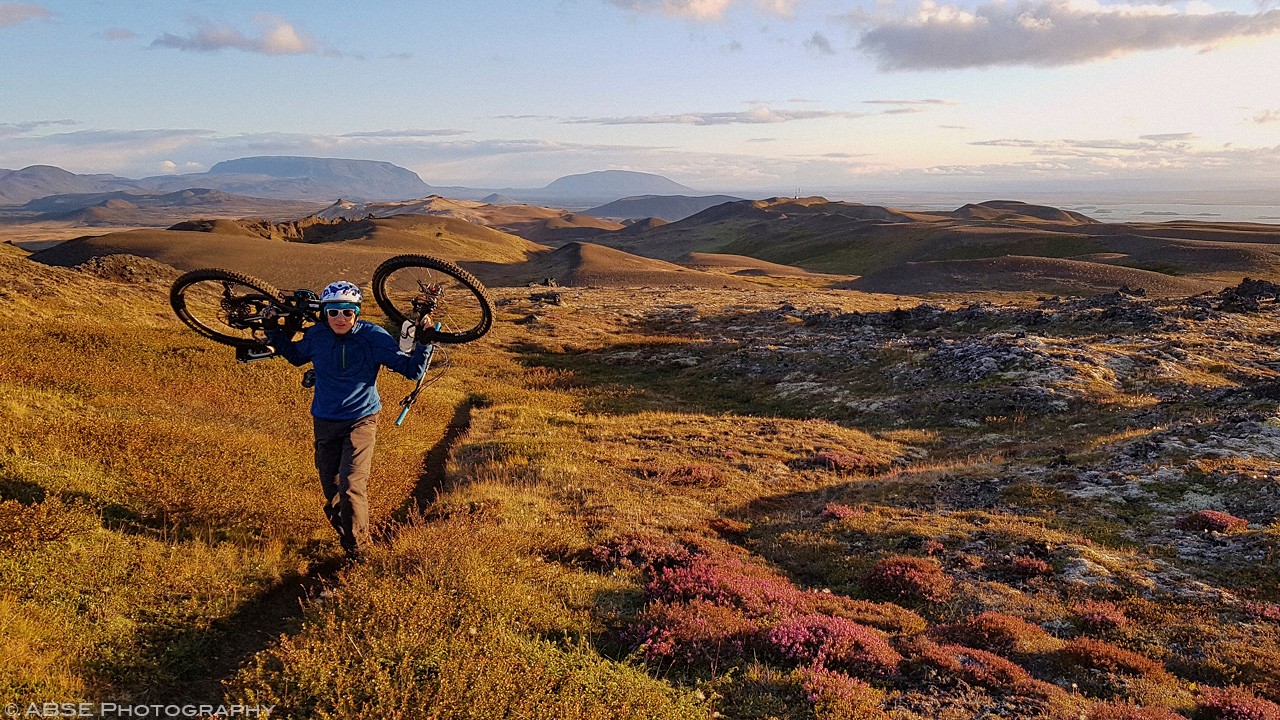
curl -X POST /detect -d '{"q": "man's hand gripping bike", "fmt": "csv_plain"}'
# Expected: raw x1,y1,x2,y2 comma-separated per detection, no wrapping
168,254,493,425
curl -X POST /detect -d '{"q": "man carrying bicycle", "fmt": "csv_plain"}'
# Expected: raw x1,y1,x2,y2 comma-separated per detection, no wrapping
267,280,431,561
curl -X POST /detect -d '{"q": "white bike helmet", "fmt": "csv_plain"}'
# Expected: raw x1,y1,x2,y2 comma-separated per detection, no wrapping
320,280,363,306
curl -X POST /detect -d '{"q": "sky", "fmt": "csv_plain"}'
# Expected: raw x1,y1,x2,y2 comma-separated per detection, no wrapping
2,0,1280,198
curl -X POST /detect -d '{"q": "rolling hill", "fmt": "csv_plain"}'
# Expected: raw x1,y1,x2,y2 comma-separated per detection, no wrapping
583,196,1280,293
311,196,624,244
583,194,744,222
475,241,761,289
25,214,763,290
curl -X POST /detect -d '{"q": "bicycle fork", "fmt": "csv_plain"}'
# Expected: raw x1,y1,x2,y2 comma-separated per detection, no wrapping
396,321,442,427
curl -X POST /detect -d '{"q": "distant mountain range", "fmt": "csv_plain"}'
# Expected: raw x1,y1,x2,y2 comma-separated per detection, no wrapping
0,157,703,207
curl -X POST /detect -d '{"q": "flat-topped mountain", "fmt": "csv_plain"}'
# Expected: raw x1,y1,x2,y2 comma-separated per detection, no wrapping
540,170,694,198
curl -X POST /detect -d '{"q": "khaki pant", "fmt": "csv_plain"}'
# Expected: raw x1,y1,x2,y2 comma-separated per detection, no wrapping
313,414,378,555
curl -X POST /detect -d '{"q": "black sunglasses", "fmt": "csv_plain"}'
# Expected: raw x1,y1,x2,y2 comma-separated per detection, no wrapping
326,308,357,318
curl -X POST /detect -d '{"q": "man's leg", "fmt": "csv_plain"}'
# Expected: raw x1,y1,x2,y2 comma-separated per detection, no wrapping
313,416,348,542
337,414,379,556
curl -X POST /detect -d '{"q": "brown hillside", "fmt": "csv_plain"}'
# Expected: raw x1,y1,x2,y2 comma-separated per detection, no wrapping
479,242,761,288
848,255,1219,297
953,200,1097,224
311,195,624,244
682,252,829,278
28,215,545,290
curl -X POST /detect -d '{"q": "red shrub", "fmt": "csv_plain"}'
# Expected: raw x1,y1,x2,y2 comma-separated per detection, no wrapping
917,640,1035,692
766,614,903,677
799,666,889,720
631,600,760,668
1057,638,1166,678
822,502,862,521
1072,600,1131,634
863,555,954,604
813,451,884,474
1086,702,1185,720
1010,555,1054,578
1177,510,1249,534
661,464,725,487
1196,686,1280,720
931,612,1059,655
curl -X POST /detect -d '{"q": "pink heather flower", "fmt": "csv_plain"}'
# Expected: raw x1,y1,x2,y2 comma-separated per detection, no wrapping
863,555,954,604
646,554,805,618
630,600,760,668
766,614,902,677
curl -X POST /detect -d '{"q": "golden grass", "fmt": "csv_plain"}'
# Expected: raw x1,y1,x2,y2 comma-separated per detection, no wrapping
6,250,1280,716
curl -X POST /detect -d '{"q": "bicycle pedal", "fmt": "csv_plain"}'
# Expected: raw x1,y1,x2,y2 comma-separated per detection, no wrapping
236,344,276,363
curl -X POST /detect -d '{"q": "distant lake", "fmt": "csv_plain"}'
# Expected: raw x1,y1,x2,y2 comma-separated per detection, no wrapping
872,199,1280,225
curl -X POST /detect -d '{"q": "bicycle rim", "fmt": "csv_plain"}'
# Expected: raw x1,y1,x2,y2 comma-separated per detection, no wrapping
373,255,492,344
170,269,283,347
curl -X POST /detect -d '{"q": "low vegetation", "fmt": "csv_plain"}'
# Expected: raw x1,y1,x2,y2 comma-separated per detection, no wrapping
4,245,1280,718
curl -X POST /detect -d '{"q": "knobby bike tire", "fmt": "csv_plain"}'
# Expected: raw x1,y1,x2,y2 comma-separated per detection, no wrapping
170,268,284,348
371,254,493,344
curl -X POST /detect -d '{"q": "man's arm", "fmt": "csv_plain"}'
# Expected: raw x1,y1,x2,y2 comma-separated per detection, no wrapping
266,327,313,367
373,328,430,380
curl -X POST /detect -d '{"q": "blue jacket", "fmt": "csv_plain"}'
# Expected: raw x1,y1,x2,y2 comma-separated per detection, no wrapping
268,321,429,421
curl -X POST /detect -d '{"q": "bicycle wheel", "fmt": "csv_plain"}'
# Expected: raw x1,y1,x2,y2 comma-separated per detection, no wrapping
372,254,493,344
170,268,285,347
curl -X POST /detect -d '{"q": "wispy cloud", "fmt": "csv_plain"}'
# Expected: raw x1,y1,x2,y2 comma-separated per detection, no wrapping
342,129,471,138
863,99,956,106
0,119,78,136
804,31,836,54
849,0,1280,70
605,0,802,20
606,0,736,20
0,3,52,27
1254,109,1280,123
151,14,343,56
564,107,867,125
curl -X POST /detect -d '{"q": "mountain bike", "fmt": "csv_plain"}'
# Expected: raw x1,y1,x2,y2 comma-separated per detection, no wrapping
168,254,493,424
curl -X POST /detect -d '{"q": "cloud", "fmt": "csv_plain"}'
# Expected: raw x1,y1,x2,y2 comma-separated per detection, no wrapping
863,98,956,106
804,31,836,54
342,129,471,138
1254,109,1280,123
606,0,736,20
756,0,802,17
851,0,1280,70
564,107,868,125
0,119,78,136
606,0,801,19
151,14,335,56
102,27,137,40
0,3,52,27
